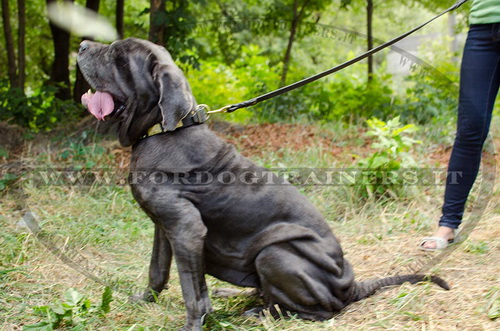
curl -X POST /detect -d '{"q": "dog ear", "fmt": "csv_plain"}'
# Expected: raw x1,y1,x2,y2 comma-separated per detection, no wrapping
153,63,195,131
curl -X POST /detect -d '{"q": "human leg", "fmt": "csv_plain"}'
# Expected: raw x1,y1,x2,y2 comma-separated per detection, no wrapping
421,23,500,249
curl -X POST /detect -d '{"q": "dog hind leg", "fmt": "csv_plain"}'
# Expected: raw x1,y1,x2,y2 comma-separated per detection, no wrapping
255,242,352,321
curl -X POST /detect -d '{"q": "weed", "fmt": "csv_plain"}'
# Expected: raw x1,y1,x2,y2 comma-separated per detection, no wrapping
484,287,500,320
0,147,9,159
24,287,113,330
0,173,18,191
464,240,490,255
57,132,107,170
354,116,420,199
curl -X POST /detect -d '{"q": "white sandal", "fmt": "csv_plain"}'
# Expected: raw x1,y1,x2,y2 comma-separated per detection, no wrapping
419,229,460,251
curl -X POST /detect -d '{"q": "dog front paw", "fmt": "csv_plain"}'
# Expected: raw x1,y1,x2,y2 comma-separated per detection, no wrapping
129,290,158,303
178,320,203,331
178,309,213,331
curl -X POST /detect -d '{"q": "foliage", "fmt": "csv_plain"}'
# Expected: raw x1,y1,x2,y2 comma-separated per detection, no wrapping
24,287,113,330
191,63,395,123
312,74,396,122
485,287,500,320
0,0,468,128
354,116,421,199
400,44,460,125
0,80,81,132
0,173,18,191
57,131,107,170
145,0,208,67
187,44,281,123
464,240,489,255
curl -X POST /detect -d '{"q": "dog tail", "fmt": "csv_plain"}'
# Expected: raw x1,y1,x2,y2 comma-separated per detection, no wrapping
350,274,449,302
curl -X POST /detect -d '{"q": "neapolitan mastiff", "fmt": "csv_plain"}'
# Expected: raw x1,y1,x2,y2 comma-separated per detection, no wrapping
77,38,448,330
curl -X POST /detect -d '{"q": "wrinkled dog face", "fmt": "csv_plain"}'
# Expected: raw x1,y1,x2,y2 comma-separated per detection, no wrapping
77,38,196,146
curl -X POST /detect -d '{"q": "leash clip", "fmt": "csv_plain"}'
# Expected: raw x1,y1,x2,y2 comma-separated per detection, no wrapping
206,104,232,114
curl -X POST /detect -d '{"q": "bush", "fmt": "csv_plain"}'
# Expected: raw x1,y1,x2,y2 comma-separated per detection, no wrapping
354,116,421,199
0,80,81,132
399,52,460,125
188,44,398,123
24,287,113,330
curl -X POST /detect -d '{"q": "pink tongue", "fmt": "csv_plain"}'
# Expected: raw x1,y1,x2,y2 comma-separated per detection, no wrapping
81,91,115,120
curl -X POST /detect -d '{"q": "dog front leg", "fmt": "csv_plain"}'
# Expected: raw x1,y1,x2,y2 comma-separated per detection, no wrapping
159,203,212,331
131,223,172,302
171,233,212,330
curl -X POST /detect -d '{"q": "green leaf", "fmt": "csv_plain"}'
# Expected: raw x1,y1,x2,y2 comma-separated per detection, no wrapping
22,321,54,331
370,155,391,168
0,148,9,159
81,299,92,311
51,304,67,315
488,305,500,320
32,305,52,315
100,287,113,314
0,267,24,279
64,288,84,307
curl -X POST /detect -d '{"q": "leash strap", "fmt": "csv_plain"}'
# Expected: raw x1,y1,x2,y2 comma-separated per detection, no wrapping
219,0,469,113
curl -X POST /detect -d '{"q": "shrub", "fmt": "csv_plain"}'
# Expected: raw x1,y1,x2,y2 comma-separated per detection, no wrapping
400,61,459,125
187,44,398,123
24,287,112,330
354,116,421,199
0,80,81,132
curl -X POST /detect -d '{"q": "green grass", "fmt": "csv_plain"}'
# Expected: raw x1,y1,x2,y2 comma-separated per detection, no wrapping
1,118,499,330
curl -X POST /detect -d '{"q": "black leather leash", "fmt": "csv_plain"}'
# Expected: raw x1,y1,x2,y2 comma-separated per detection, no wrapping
207,0,469,115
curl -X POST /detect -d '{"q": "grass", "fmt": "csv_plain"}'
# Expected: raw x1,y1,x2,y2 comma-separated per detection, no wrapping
1,117,499,330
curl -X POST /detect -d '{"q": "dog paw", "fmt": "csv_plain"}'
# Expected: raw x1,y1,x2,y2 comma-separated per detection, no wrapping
242,306,265,317
177,321,203,331
129,291,156,303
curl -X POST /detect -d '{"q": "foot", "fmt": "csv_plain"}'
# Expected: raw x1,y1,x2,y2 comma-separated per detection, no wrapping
419,226,456,250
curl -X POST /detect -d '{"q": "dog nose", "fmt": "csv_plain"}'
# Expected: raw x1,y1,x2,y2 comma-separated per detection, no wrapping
79,41,89,53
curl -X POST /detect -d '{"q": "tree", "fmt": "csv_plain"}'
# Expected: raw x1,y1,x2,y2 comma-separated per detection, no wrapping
280,0,305,87
1,0,25,91
147,0,203,66
266,0,328,87
17,0,26,90
1,0,18,88
366,0,373,82
116,0,124,39
149,0,165,45
340,0,374,83
73,0,100,104
46,0,73,100
340,0,460,84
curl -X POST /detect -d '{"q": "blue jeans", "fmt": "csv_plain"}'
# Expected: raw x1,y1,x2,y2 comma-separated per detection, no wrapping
439,23,500,229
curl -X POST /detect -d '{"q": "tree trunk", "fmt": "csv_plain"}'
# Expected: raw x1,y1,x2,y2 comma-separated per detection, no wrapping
280,0,310,87
17,0,26,92
366,0,373,83
280,13,298,87
1,0,18,88
46,0,73,100
149,0,166,45
116,0,124,39
74,0,100,104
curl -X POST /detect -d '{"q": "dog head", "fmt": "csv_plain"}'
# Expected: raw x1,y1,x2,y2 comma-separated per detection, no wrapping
77,38,196,146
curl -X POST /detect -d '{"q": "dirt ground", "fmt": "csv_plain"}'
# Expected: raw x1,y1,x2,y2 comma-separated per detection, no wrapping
1,119,499,330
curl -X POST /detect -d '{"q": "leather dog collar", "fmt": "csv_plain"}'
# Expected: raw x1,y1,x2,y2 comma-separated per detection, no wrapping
143,105,209,139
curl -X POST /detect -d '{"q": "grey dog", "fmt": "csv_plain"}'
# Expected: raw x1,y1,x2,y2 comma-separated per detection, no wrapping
77,38,448,331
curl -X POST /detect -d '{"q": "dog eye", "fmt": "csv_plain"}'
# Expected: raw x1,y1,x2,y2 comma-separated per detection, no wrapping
79,42,89,53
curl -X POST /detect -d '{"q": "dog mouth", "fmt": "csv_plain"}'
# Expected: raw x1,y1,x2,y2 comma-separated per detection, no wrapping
81,90,125,121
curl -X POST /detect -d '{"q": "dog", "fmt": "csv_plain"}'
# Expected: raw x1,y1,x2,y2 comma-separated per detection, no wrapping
77,37,448,331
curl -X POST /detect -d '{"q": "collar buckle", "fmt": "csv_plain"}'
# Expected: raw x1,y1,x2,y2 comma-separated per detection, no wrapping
142,104,209,140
